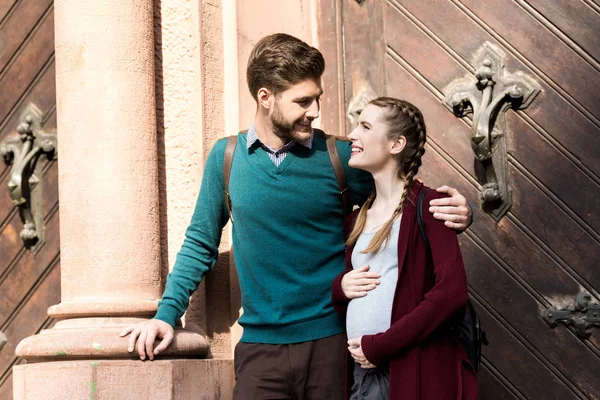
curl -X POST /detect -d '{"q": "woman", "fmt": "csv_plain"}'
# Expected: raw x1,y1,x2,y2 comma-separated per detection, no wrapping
331,97,479,400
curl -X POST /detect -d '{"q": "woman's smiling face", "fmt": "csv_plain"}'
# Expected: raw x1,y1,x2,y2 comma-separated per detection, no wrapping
348,104,402,173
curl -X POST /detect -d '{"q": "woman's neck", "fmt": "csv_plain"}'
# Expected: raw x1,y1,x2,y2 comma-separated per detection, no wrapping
362,169,406,232
370,169,406,212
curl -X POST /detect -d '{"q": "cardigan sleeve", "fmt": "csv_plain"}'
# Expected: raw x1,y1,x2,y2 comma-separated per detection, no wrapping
361,190,469,366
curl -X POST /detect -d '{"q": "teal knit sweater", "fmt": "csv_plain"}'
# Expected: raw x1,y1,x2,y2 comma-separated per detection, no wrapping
155,132,373,343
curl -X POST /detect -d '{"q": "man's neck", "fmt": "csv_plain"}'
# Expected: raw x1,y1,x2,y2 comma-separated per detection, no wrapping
254,116,288,150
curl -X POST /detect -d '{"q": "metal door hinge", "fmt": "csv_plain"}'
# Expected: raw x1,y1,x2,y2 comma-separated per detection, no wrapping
1,103,57,251
543,293,600,339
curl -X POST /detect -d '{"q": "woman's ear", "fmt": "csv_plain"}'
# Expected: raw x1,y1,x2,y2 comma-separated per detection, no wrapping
257,88,272,110
390,136,406,155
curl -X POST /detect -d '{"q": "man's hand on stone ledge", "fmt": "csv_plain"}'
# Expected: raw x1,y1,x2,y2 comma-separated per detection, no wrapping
120,319,174,361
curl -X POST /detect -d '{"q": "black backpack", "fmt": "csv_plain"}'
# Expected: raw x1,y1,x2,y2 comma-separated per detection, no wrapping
417,189,489,372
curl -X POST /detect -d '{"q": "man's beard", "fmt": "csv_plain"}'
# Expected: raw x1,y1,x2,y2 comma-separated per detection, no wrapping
270,102,312,143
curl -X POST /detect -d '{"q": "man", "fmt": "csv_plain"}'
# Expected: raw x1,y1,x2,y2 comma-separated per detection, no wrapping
121,33,472,399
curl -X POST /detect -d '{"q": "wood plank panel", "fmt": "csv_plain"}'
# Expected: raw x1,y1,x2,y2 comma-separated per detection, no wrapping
459,0,600,119
419,148,600,399
459,236,600,399
0,60,56,136
395,0,600,179
0,0,19,24
524,0,600,61
0,214,23,278
0,262,59,381
42,105,56,130
384,2,600,234
0,2,58,398
341,0,386,114
505,111,600,236
508,163,600,290
0,0,53,74
478,366,519,400
316,0,344,136
385,56,594,296
342,1,600,398
0,360,24,400
389,48,600,386
382,50,600,289
0,372,14,400
0,207,59,326
472,303,580,400
0,6,53,126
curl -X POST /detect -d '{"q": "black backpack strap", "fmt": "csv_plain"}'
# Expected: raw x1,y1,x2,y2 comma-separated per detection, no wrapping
417,188,432,261
314,128,350,219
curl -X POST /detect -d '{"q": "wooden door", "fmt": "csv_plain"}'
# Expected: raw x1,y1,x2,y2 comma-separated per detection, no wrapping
0,1,60,398
338,1,600,398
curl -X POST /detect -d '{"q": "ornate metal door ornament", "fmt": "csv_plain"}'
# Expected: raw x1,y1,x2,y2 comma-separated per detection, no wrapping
1,103,57,250
347,86,378,128
543,293,600,339
444,43,540,220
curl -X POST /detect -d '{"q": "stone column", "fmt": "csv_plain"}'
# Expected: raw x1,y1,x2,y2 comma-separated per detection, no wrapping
13,0,232,398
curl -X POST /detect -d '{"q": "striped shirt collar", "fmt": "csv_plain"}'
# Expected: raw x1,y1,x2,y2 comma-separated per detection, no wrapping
246,124,314,153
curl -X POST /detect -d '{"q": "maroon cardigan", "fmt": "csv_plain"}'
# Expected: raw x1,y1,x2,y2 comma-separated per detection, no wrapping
332,181,479,400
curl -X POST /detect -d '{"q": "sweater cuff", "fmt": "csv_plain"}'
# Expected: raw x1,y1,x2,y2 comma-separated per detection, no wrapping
153,305,179,327
361,333,387,367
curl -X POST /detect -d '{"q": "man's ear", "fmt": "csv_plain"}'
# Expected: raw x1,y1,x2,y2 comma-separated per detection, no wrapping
257,87,272,110
390,136,406,155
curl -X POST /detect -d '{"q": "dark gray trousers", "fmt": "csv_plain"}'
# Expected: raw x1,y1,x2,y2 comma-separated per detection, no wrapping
349,363,390,400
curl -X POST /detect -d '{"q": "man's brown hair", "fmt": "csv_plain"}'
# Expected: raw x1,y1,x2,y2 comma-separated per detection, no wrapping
247,33,325,101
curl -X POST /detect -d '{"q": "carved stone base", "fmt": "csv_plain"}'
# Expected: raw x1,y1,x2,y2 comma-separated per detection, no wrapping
13,359,234,400
16,318,208,361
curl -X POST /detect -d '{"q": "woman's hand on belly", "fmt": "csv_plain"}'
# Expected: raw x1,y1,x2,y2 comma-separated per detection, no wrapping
342,265,381,299
348,336,377,368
